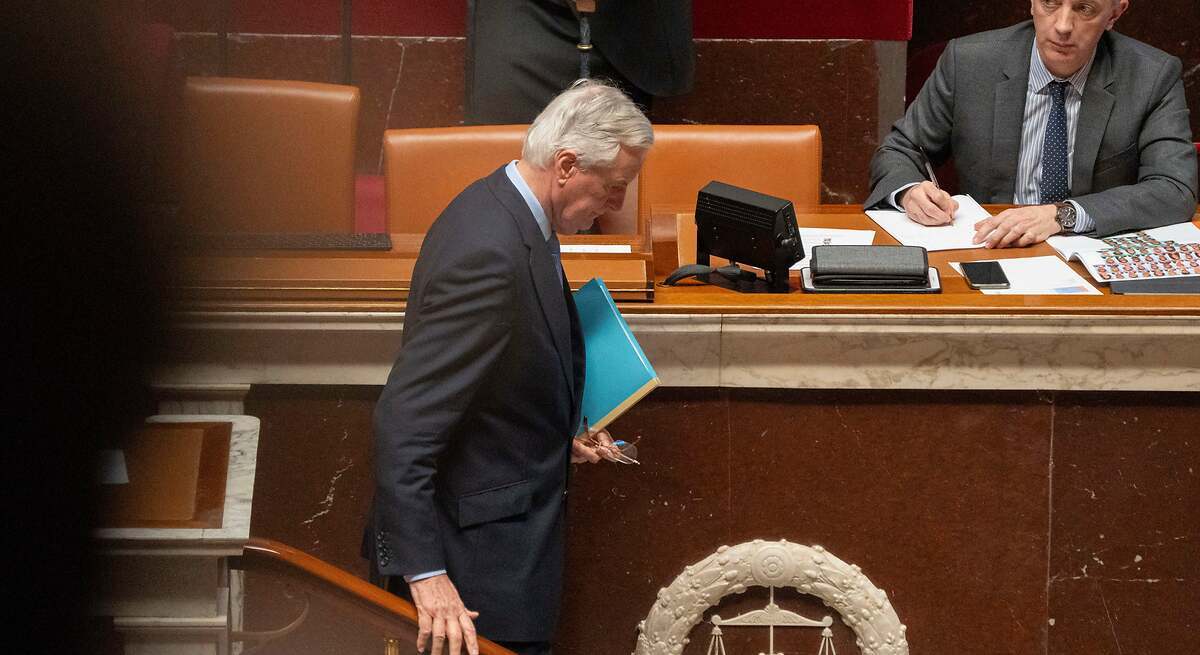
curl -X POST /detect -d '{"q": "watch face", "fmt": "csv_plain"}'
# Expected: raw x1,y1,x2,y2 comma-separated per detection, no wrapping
1057,204,1076,229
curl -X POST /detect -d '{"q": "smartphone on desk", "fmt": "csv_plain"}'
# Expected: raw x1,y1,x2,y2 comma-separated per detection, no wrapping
961,260,1010,289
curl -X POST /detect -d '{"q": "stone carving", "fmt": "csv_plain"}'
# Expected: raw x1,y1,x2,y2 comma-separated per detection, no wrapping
706,586,835,655
633,540,908,655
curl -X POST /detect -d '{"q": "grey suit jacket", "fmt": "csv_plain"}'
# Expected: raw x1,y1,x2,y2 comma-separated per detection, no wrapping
866,21,1197,236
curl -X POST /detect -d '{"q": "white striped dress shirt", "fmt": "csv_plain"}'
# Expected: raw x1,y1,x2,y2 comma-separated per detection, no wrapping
1015,43,1096,233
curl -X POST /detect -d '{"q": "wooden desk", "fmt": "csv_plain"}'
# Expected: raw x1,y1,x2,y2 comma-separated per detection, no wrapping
170,233,655,309
156,206,1200,392
649,204,1200,315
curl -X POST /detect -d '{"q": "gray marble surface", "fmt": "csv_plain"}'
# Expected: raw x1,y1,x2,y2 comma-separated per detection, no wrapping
155,312,1200,391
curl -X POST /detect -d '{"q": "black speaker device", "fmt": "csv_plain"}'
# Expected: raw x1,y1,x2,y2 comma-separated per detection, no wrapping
695,180,803,293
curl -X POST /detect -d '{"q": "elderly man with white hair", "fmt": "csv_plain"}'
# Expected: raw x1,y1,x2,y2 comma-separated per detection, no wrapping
866,0,1197,247
363,79,652,655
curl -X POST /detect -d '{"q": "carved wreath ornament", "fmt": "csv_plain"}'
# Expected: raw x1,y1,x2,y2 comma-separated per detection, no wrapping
633,540,908,655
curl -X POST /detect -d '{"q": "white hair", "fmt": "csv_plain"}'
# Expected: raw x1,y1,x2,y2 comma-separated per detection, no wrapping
522,79,653,170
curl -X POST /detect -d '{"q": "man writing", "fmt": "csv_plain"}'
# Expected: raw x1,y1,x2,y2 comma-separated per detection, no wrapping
866,0,1197,247
364,80,653,655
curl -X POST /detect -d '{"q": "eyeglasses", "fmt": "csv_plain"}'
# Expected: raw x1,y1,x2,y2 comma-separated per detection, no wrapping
579,418,640,465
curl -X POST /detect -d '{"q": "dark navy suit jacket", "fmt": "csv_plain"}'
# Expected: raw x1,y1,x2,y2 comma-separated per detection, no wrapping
365,166,584,642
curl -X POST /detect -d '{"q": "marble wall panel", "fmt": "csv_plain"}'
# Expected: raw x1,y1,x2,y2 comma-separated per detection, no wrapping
243,385,377,575
236,385,1197,654
1050,393,1200,581
1048,392,1200,654
1049,578,1200,655
225,34,342,86
559,387,731,655
725,389,1053,655
654,40,885,204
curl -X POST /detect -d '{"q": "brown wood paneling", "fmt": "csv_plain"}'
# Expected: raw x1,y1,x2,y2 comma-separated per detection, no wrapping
164,208,1200,315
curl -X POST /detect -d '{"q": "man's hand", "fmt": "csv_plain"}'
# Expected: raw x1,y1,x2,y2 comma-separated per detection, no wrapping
409,575,479,655
900,181,959,226
572,427,619,463
972,204,1059,248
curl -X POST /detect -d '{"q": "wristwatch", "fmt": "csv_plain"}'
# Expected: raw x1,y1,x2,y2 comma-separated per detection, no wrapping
1054,202,1077,233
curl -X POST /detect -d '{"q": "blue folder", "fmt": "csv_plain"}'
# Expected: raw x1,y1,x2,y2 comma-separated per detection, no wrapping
573,278,660,434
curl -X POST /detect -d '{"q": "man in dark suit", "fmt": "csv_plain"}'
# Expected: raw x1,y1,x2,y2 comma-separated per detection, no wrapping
866,0,1197,246
466,0,694,124
365,80,652,655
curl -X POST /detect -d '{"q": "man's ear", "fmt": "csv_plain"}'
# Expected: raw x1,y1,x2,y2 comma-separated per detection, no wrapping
554,150,580,184
1108,0,1130,29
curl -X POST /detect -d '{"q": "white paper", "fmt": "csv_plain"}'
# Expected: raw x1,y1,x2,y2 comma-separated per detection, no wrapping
950,256,1101,295
96,449,129,485
789,227,877,270
866,195,991,251
560,244,633,254
1047,222,1200,283
1048,222,1200,260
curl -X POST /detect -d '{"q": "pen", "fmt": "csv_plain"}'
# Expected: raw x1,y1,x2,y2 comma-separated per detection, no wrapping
917,145,940,189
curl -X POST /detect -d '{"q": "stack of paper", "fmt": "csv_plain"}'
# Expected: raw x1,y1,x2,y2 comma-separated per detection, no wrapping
789,227,877,270
950,257,1100,295
865,195,991,251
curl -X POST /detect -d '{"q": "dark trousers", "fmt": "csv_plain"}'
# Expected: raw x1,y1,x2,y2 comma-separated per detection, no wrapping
494,641,552,655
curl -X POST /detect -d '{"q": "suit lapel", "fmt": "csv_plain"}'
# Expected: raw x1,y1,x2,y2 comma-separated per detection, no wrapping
1072,36,1116,196
991,30,1034,202
486,169,575,402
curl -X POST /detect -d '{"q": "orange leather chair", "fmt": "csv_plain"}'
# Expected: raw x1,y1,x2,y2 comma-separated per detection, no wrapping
637,124,822,264
179,77,359,233
383,125,639,234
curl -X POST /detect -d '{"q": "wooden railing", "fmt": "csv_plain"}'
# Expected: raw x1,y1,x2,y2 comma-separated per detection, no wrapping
231,537,515,655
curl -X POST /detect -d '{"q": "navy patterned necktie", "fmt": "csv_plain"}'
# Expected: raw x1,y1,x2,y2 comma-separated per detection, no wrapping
1039,80,1071,204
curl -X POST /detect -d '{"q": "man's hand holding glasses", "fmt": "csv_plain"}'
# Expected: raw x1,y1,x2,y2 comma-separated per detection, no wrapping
572,418,640,465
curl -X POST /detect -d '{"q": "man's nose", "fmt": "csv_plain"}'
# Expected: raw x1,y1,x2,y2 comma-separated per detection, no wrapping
1053,7,1074,34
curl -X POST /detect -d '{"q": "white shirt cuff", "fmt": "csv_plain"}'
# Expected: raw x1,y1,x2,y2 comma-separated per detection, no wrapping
1067,200,1094,234
888,182,921,211
404,569,447,583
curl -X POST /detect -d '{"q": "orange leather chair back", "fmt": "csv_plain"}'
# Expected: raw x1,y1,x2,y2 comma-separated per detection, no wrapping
385,126,525,234
639,124,822,223
384,125,640,234
179,77,359,233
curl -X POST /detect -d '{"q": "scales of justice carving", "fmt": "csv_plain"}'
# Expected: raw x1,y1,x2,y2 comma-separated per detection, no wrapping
633,540,908,655
704,586,837,655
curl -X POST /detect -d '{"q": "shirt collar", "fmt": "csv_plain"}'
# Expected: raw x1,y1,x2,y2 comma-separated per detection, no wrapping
1028,41,1095,97
504,160,552,241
